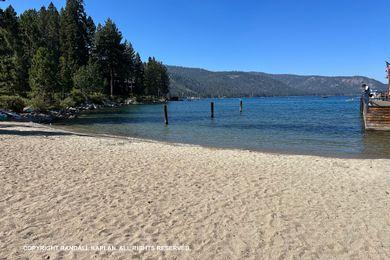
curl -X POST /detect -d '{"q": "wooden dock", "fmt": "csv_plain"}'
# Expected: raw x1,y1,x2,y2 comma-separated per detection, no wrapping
361,93,390,130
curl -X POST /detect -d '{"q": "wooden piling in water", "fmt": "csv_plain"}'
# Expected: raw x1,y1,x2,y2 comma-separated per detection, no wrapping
164,104,168,125
211,102,214,118
240,99,243,112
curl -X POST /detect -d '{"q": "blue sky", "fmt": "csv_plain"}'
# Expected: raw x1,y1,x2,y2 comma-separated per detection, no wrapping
2,0,390,82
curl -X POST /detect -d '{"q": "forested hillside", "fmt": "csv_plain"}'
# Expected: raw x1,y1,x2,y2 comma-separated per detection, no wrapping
168,66,386,97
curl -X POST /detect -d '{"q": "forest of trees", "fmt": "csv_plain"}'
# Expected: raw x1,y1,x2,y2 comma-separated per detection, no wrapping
0,0,169,112
167,66,387,98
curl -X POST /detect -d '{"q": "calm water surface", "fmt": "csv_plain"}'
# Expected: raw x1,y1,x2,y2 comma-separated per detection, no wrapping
55,96,390,158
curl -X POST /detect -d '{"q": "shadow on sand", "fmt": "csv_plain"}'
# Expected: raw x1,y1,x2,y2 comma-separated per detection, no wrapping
0,124,74,137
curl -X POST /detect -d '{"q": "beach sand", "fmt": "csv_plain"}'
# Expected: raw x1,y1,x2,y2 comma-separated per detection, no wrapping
0,121,390,259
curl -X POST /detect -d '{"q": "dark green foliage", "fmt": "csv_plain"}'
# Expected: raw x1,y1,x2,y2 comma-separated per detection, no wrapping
19,9,40,61
41,3,61,59
0,2,169,112
59,88,86,109
59,96,76,108
0,95,26,112
58,56,74,97
85,16,96,52
29,95,49,112
88,92,105,104
93,19,123,97
133,52,144,95
59,0,91,90
29,47,58,103
0,42,18,95
73,61,104,96
144,57,169,96
1,6,20,51
70,88,85,105
117,41,135,96
0,6,22,95
60,0,89,69
18,9,41,95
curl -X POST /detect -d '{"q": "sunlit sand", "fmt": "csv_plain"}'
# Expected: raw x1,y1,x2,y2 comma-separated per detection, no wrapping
1,121,389,259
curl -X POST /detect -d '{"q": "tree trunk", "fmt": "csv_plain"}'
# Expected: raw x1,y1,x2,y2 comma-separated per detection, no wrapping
110,67,114,98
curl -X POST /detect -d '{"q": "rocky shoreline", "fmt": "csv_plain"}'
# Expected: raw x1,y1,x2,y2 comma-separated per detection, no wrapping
0,96,167,124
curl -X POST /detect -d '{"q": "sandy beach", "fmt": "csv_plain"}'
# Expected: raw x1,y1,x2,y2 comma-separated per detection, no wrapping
0,121,389,259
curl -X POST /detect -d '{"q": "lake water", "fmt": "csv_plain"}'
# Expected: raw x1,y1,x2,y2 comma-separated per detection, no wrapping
55,96,390,158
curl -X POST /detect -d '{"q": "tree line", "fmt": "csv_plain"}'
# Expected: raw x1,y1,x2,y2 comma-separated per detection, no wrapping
0,0,169,111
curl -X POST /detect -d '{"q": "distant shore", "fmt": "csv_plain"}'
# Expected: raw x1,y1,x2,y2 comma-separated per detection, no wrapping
1,121,390,259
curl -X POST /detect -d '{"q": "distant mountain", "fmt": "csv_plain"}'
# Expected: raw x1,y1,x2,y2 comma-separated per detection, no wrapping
167,65,387,97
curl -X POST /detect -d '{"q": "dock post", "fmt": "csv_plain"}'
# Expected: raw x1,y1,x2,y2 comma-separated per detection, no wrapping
211,102,214,118
164,104,168,125
240,99,243,113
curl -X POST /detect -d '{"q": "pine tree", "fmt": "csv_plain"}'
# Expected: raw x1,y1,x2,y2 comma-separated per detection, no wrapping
0,35,17,95
58,56,73,98
144,57,158,96
29,47,58,103
85,16,96,54
118,41,135,95
144,57,170,97
37,6,48,46
0,1,169,105
159,62,170,96
0,5,23,95
133,52,144,95
93,19,123,97
1,6,19,50
18,9,41,95
73,61,104,96
19,9,40,62
45,3,61,59
36,3,61,96
59,0,90,90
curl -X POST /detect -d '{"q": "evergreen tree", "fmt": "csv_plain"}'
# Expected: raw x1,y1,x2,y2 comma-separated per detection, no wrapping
85,16,96,54
19,9,40,62
118,40,135,95
0,1,169,108
37,6,48,45
93,19,123,97
18,9,41,95
44,3,60,59
29,47,57,103
73,61,104,96
160,62,169,95
58,56,73,98
59,0,90,89
133,52,144,95
0,5,23,95
144,57,158,96
0,34,17,95
0,6,20,50
36,4,61,98
144,57,170,97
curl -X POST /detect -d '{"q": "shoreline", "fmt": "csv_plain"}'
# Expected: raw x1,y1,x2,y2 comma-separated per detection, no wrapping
0,96,167,124
51,123,385,160
1,121,390,259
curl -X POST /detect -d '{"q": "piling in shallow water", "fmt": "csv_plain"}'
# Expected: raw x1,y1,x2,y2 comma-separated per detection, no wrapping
240,99,243,113
164,104,168,125
211,102,214,118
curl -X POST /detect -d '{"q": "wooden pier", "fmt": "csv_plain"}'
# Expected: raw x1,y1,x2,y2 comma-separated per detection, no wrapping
361,62,390,130
361,94,390,130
